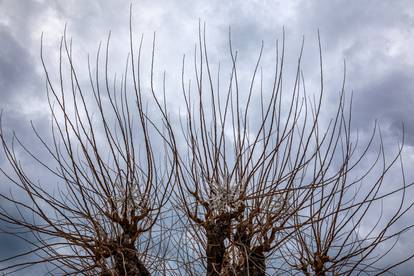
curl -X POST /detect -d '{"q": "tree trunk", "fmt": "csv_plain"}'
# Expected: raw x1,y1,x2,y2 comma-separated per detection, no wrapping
238,247,266,276
100,245,150,276
205,219,230,276
113,246,150,276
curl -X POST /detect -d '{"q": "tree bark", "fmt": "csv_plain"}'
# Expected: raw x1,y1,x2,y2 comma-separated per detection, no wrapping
205,218,231,276
239,247,266,276
112,246,150,276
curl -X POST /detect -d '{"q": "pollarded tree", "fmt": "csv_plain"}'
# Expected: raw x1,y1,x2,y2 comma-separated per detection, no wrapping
0,20,175,275
0,12,413,276
154,24,414,275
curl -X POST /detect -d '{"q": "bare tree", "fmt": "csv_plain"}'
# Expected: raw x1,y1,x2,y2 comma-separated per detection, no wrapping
154,24,414,275
0,19,174,275
1,13,413,276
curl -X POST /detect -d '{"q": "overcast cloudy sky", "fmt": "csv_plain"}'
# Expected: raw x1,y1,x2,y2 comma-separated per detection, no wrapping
0,0,414,275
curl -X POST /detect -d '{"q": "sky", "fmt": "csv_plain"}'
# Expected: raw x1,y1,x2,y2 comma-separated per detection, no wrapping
0,0,414,275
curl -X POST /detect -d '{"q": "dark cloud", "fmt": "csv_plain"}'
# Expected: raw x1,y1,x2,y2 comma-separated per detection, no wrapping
0,0,414,274
0,24,40,104
352,67,414,138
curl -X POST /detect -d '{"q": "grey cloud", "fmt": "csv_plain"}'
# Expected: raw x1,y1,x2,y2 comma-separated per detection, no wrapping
0,24,40,104
0,0,414,274
353,67,414,138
